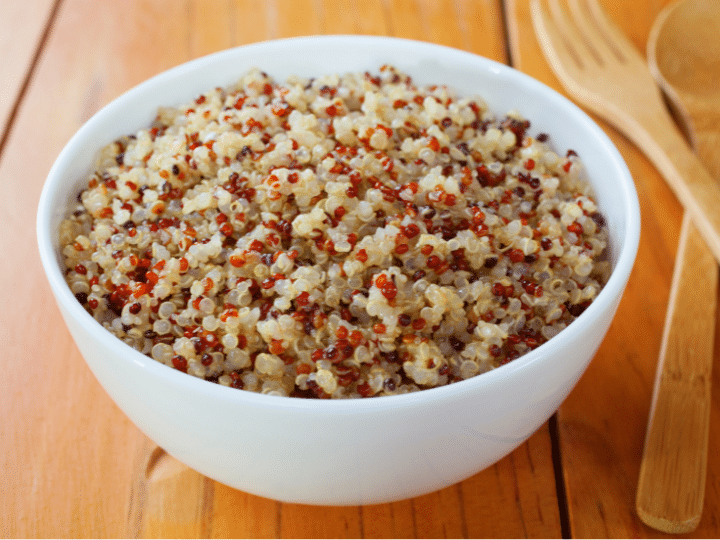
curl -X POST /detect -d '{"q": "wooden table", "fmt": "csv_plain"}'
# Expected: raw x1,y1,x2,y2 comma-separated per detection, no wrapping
2,0,719,537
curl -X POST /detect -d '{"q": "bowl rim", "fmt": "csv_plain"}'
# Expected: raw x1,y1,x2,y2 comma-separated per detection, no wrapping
37,34,640,413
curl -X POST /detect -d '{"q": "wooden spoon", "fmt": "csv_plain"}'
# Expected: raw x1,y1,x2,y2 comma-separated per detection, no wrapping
636,0,720,533
649,0,720,180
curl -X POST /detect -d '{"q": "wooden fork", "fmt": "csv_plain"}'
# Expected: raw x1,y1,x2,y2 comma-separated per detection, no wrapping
531,0,717,533
531,0,720,264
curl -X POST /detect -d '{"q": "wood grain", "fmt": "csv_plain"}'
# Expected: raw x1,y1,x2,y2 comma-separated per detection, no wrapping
206,423,560,538
0,0,58,150
636,215,717,533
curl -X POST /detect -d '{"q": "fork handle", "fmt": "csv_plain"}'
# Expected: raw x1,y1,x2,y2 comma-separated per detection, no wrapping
632,110,720,265
636,213,717,533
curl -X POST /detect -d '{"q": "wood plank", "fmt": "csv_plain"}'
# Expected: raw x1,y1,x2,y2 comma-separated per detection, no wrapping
279,505,364,539
0,0,58,144
454,0,508,62
272,0,322,38
211,483,281,538
189,0,235,57
421,0,467,49
131,445,215,538
352,0,391,35
462,424,562,537
386,0,506,61
232,0,274,44
0,0,154,535
318,0,390,35
505,0,720,537
318,0,358,34
360,499,417,538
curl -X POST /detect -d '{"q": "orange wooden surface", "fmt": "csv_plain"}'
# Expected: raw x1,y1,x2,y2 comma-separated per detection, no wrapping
0,0,57,146
1,0,718,537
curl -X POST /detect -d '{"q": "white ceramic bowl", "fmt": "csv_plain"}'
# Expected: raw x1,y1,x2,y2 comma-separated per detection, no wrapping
37,35,639,505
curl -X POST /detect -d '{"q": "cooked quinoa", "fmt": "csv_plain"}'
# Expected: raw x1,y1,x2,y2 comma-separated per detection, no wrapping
60,65,610,398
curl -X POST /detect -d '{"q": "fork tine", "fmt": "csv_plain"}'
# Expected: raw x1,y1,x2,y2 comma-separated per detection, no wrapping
566,0,622,65
531,0,583,77
546,0,599,68
532,0,662,121
583,0,647,67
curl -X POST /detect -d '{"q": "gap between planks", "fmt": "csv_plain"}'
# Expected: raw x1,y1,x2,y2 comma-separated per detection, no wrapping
549,413,572,539
0,0,64,163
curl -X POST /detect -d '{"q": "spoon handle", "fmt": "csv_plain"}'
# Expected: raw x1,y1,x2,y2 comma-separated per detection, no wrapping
636,212,717,533
632,111,720,266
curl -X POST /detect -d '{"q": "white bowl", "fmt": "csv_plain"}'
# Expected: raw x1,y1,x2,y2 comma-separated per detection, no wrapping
37,35,639,505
